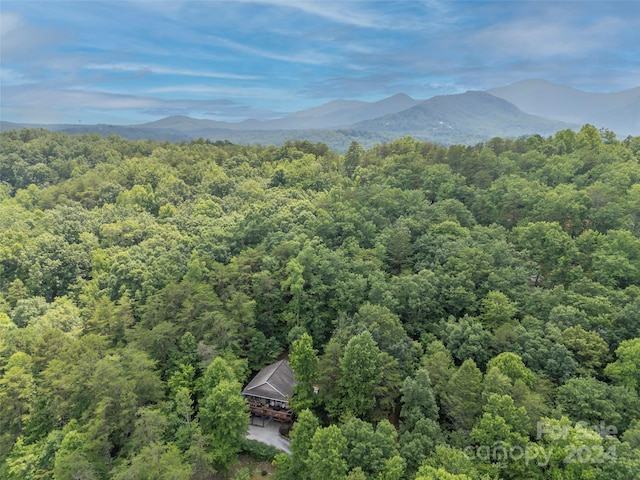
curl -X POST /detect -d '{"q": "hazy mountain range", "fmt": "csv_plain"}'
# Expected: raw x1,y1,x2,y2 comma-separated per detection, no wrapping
489,79,640,137
2,80,638,151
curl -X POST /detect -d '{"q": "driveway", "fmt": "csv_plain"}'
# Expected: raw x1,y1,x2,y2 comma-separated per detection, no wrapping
246,417,291,454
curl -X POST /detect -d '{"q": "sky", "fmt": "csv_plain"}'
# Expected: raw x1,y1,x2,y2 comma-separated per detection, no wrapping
1,0,639,125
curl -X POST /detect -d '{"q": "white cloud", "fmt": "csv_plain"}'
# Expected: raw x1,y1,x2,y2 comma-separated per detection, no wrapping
146,84,290,100
241,0,381,28
473,13,625,59
243,0,452,32
0,11,23,35
2,83,287,122
0,67,34,86
126,0,188,15
213,36,335,66
85,63,261,80
3,86,160,110
0,11,66,59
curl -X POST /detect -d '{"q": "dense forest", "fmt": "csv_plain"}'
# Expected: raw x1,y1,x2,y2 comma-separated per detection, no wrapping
1,126,640,479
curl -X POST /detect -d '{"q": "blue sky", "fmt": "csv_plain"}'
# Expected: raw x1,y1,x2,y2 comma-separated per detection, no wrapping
1,0,639,125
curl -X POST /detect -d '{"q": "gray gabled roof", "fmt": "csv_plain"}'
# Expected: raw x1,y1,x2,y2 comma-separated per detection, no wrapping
242,359,296,403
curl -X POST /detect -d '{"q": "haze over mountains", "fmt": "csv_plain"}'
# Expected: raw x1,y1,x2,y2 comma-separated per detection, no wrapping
138,93,422,133
2,80,637,151
489,79,640,137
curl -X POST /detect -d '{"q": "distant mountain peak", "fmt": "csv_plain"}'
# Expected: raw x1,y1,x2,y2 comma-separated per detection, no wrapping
387,92,413,100
372,93,416,106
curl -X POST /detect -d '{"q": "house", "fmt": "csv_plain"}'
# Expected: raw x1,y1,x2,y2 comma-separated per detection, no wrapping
242,359,295,423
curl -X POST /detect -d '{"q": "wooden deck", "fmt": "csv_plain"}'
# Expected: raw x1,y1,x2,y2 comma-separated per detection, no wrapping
249,405,293,423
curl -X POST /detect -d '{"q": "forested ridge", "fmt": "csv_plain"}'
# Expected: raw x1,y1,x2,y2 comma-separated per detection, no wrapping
1,126,640,479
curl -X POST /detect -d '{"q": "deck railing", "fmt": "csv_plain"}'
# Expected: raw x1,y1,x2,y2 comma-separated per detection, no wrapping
249,405,293,422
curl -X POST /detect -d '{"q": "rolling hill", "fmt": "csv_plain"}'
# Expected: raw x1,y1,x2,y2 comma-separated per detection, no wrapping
3,80,637,151
352,91,573,144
